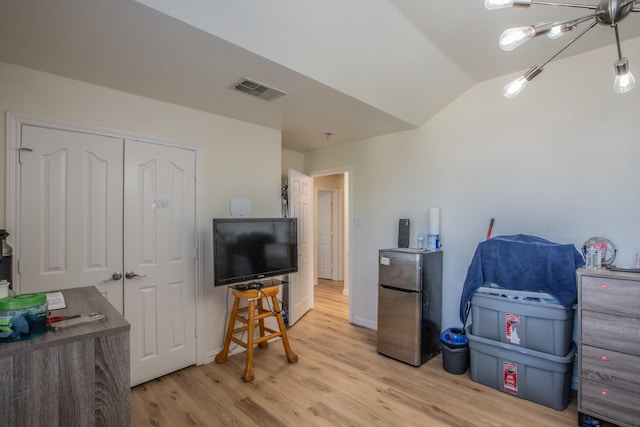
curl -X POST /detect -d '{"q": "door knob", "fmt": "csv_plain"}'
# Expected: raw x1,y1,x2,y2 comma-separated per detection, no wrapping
125,271,147,279
103,272,123,282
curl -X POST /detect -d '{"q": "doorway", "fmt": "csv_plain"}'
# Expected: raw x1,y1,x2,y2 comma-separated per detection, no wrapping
312,169,350,319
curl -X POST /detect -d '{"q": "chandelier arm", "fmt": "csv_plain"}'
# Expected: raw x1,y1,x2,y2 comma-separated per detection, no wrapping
614,24,623,60
527,11,601,39
531,1,598,9
552,11,604,28
539,20,598,67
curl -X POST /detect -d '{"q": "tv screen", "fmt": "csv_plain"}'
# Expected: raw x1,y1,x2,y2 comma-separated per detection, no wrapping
213,217,298,286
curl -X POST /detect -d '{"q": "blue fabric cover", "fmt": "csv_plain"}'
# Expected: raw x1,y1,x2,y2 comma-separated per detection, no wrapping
459,234,585,323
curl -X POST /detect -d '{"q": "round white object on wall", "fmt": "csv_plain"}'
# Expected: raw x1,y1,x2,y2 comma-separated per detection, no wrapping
230,198,252,218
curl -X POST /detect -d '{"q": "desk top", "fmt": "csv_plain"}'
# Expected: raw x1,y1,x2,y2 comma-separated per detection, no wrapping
0,286,130,356
577,266,640,281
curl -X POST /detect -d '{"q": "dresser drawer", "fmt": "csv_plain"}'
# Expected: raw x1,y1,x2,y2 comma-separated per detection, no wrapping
581,344,640,392
581,311,640,356
580,378,640,427
581,275,640,317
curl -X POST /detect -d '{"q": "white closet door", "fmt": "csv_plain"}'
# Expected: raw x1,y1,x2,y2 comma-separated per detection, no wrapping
19,125,124,312
17,124,197,386
124,139,197,386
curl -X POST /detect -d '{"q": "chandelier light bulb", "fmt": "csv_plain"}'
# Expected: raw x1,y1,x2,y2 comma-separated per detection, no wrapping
547,25,564,39
485,0,531,9
499,26,536,51
503,76,529,98
614,58,636,94
613,73,635,93
485,0,513,10
503,65,543,98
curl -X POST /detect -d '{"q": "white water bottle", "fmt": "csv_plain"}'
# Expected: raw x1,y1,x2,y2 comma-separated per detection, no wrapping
585,242,601,269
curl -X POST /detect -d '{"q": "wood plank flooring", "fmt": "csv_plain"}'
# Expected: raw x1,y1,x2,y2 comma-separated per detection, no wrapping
131,279,578,426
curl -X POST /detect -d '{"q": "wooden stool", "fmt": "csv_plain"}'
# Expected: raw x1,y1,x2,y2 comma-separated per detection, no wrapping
215,285,298,382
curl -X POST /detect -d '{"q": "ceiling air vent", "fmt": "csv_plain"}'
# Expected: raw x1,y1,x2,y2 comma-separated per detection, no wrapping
232,78,286,101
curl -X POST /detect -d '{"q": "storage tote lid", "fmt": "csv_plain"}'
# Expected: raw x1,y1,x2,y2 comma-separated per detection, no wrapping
440,328,469,348
0,293,46,310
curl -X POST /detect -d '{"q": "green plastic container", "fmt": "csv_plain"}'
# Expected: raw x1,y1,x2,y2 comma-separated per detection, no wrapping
0,293,48,342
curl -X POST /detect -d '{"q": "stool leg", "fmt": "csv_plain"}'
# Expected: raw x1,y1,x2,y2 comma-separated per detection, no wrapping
271,295,298,363
257,295,268,348
242,298,256,382
215,295,241,364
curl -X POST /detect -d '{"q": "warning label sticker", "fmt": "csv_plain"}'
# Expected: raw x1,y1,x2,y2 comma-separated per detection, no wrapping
505,313,520,345
503,362,518,394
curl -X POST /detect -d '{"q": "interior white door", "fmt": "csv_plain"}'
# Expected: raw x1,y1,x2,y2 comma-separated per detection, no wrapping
331,190,344,281
317,191,332,280
287,169,314,326
124,140,197,386
19,125,125,312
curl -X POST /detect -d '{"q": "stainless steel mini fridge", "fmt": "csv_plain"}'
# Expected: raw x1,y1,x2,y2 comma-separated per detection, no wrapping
377,248,443,366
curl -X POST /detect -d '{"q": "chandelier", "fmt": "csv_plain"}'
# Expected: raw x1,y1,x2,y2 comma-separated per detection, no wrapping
485,0,639,97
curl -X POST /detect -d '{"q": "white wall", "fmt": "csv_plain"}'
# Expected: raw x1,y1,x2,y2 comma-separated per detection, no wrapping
282,149,304,180
0,61,282,361
305,38,640,330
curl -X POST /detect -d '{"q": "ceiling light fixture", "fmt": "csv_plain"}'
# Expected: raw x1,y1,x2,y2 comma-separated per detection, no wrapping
485,0,639,97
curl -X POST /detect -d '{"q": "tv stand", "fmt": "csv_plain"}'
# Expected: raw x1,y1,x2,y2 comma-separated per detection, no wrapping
232,278,289,291
215,284,298,381
233,282,263,291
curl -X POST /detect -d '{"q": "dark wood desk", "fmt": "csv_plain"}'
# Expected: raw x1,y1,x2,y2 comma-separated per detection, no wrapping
0,286,130,427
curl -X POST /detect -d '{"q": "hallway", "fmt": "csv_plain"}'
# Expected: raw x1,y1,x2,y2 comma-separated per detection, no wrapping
313,278,348,320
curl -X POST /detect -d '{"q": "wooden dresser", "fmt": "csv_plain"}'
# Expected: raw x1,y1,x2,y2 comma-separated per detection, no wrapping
0,286,130,427
577,267,640,427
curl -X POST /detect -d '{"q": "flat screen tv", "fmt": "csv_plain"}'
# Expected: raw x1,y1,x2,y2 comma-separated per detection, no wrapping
213,217,298,286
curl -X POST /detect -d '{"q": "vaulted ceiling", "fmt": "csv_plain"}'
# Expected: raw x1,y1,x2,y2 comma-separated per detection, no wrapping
1,0,638,152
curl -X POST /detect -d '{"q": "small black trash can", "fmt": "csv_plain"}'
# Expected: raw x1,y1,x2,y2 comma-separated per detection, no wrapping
440,328,469,375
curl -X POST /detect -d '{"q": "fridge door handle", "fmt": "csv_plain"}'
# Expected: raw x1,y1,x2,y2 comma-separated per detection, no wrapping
380,284,417,293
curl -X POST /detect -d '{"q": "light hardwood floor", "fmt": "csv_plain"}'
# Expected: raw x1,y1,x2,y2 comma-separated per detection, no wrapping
131,279,578,426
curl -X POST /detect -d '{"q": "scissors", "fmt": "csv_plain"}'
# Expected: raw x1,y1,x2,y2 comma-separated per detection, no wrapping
47,314,81,324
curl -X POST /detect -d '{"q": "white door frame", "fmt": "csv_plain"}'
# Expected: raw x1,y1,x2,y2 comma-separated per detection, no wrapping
310,166,352,319
5,111,205,364
331,189,344,282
